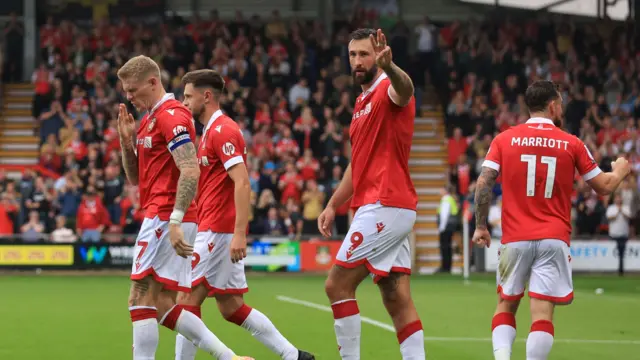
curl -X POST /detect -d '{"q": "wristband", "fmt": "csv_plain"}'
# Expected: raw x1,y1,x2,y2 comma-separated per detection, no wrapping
169,209,185,225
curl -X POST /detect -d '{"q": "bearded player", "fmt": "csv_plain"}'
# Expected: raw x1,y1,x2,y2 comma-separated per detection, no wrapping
176,69,315,360
117,56,252,360
317,29,424,359
473,80,631,360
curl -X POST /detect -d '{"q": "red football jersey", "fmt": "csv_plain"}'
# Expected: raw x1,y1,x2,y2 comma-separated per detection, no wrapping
349,73,418,210
196,110,248,233
483,117,601,245
136,94,198,222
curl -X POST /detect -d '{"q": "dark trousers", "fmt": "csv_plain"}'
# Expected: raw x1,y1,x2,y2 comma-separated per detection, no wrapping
612,236,628,275
439,229,453,272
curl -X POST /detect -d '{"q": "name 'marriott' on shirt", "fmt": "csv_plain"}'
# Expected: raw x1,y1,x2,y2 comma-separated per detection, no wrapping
511,136,570,150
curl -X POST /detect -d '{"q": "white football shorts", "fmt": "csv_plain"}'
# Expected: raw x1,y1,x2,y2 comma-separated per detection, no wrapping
497,239,573,304
191,231,248,296
335,202,416,283
130,216,197,292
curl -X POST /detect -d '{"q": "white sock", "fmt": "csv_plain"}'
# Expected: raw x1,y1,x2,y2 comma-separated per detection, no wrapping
492,313,516,360
331,299,361,360
175,308,236,360
231,305,298,360
130,306,159,360
526,321,554,360
175,333,197,360
399,326,425,360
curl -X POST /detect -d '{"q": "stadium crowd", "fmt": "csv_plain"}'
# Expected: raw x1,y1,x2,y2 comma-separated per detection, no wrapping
2,9,637,242
444,18,640,238
2,10,417,242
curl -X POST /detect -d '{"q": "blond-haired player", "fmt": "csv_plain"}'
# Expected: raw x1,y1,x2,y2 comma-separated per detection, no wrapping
117,55,253,360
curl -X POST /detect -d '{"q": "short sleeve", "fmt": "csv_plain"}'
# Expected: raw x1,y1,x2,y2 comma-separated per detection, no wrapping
158,106,195,152
573,138,601,181
212,125,245,171
482,134,503,172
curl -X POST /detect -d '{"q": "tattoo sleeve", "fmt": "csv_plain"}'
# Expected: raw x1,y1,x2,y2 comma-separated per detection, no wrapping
120,136,139,185
474,167,499,230
171,142,200,212
384,62,414,104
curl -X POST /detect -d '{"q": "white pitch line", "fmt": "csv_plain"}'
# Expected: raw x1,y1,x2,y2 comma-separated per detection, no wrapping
276,295,640,345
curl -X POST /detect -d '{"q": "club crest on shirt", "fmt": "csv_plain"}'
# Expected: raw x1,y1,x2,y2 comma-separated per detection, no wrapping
147,118,156,132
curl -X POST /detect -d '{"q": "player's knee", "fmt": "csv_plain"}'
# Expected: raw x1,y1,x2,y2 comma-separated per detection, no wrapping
529,298,555,322
496,296,520,314
128,279,155,307
216,294,245,319
324,276,353,302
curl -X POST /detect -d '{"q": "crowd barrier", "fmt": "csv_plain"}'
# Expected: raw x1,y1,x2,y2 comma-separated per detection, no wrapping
484,240,640,272
0,238,343,272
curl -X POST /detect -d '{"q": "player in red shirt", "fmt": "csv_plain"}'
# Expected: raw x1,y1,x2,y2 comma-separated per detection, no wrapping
317,29,424,359
473,80,631,360
176,69,314,360
117,56,251,360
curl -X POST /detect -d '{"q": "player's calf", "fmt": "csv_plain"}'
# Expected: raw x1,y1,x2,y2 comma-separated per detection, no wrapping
526,299,555,360
325,264,369,360
492,296,520,360
128,278,163,360
218,294,301,360
378,273,425,360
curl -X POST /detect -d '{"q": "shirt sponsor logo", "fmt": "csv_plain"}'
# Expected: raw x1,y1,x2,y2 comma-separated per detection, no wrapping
173,125,188,136
144,136,152,148
352,102,372,120
222,142,235,156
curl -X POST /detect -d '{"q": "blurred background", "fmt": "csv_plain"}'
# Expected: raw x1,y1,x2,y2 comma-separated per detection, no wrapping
0,0,638,280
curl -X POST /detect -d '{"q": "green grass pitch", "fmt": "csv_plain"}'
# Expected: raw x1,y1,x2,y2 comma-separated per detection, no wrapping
1,273,638,359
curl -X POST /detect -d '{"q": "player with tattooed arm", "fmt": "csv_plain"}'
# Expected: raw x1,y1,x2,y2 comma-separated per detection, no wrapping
473,80,631,360
117,55,252,360
317,29,425,360
176,69,315,360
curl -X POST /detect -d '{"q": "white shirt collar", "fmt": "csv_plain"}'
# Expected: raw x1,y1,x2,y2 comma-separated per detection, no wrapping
526,117,555,126
204,109,224,132
361,72,388,100
149,93,175,117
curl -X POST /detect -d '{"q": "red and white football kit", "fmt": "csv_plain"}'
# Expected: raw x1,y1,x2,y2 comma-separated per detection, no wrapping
191,110,249,296
483,117,602,304
130,94,199,292
335,73,418,283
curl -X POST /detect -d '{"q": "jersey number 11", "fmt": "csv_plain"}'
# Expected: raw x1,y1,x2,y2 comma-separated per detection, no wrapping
521,154,557,199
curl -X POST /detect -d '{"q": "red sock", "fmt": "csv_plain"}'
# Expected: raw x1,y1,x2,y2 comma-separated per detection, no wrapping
130,307,157,322
180,305,202,319
492,312,517,355
527,320,554,359
331,300,361,359
161,305,184,330
226,304,252,326
398,320,425,359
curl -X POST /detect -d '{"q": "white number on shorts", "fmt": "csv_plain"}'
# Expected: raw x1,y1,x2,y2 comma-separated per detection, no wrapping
520,154,557,198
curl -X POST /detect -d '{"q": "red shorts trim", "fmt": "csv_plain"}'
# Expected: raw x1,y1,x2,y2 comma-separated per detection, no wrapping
192,276,249,297
131,268,191,293
497,285,524,301
529,290,574,305
335,259,411,284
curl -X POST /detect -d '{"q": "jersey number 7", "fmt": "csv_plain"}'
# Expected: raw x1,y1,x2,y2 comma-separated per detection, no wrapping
521,154,557,198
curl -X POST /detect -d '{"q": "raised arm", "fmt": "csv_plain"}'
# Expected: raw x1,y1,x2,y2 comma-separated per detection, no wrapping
117,104,139,185
371,29,414,107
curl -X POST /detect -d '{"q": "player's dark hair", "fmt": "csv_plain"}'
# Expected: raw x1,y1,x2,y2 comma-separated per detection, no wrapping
181,69,225,93
350,28,376,41
525,80,560,113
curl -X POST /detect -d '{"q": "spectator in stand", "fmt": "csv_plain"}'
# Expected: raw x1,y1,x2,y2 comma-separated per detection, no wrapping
2,13,24,83
0,193,18,236
103,164,124,224
279,162,304,204
21,211,45,242
263,207,287,236
301,179,325,235
606,193,631,276
50,215,77,243
76,186,110,242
